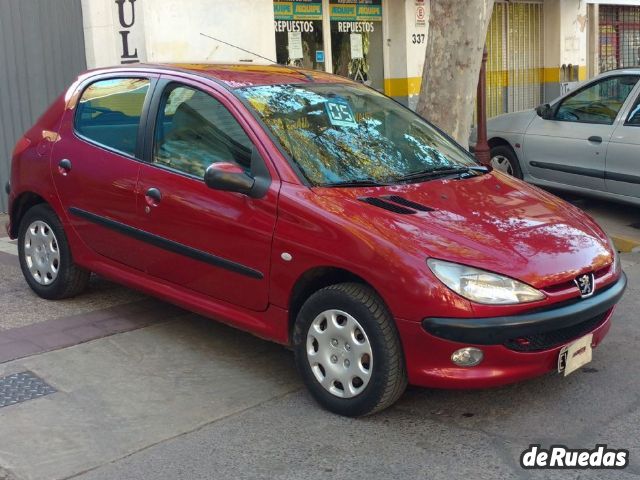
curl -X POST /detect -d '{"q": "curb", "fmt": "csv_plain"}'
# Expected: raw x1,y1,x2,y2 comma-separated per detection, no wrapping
611,234,640,253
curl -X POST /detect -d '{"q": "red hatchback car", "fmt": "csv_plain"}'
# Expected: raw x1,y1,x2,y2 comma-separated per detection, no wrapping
6,64,627,416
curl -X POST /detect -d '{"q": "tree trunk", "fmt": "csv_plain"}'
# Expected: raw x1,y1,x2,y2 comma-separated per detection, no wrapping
416,0,495,147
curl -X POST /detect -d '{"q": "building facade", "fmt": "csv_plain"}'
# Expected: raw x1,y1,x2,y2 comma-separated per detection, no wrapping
1,0,639,211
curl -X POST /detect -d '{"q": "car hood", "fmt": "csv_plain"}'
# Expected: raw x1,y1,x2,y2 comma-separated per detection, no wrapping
487,109,538,134
312,172,613,289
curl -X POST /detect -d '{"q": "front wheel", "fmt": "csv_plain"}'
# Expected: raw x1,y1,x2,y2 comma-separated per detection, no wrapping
490,145,523,179
293,283,407,416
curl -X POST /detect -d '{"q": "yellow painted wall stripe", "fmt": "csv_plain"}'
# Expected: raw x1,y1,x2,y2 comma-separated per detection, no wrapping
384,77,422,97
384,66,588,98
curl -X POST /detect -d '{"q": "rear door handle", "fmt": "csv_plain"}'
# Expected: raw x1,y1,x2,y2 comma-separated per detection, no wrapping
144,187,162,207
588,136,603,144
58,158,72,175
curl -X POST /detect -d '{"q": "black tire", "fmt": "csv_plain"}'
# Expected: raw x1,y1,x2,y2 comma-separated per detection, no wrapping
18,204,90,300
490,144,523,179
293,283,407,417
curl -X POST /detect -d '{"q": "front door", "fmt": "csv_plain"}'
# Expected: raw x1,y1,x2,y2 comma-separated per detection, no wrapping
523,75,639,191
606,88,640,198
136,79,279,311
51,75,156,270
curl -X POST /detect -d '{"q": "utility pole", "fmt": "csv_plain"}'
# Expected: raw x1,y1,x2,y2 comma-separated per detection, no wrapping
475,46,490,165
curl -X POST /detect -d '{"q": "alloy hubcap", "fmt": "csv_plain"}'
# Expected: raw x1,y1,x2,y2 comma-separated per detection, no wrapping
490,155,514,175
24,220,60,286
306,309,373,398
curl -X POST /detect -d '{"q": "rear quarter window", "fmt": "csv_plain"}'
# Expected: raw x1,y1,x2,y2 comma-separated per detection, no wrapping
74,78,150,156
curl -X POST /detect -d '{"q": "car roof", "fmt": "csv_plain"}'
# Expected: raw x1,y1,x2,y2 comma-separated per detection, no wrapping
599,67,640,76
84,63,354,89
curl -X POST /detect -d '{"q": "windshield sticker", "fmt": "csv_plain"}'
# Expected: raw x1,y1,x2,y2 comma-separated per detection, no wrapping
325,99,358,128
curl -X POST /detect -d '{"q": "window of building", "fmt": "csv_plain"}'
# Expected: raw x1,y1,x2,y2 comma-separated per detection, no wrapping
274,1,324,70
153,85,253,178
75,78,150,156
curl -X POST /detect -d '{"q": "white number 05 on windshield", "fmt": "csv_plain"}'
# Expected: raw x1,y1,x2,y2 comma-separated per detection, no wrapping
325,99,358,128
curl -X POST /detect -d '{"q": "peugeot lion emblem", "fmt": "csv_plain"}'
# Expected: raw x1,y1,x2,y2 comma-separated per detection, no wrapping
574,273,595,298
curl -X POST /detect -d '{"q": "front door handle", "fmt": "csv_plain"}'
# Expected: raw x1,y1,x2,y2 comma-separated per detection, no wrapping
144,187,162,207
588,136,603,144
58,158,72,175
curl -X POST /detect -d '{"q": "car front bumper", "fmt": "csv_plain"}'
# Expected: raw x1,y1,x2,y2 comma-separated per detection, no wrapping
397,272,626,389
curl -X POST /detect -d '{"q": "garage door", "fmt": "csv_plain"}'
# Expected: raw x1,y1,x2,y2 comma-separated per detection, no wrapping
0,0,86,213
485,1,544,118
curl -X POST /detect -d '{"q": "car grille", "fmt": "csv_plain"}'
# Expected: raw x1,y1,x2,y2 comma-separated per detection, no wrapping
503,312,609,352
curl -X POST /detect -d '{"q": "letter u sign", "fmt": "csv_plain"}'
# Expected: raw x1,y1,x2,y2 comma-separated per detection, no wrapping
115,0,142,64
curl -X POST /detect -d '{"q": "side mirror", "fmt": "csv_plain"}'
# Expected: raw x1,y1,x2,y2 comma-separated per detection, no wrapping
204,162,255,196
536,103,553,120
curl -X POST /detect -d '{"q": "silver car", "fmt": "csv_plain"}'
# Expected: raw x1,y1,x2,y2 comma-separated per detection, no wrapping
471,68,640,206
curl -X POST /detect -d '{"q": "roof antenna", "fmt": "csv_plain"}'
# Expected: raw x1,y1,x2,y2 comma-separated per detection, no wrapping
200,32,315,82
200,33,279,65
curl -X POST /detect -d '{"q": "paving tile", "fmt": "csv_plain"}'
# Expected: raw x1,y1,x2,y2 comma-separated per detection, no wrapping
28,331,78,350
0,341,41,363
63,324,108,341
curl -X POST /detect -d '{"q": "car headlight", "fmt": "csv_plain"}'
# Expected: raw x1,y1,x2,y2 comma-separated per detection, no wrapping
427,259,545,305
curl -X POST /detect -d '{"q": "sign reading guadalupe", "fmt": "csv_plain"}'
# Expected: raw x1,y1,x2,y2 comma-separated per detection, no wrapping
274,1,323,21
329,0,382,21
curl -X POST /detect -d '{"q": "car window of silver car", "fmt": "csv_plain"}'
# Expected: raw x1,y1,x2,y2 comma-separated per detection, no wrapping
625,94,640,126
555,75,640,125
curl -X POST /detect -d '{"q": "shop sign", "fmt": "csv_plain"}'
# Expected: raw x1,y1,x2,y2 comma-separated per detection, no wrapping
329,0,382,22
114,0,146,64
274,1,323,21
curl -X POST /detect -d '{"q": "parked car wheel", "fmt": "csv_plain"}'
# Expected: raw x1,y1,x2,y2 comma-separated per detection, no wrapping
18,204,90,300
293,283,407,416
490,145,522,179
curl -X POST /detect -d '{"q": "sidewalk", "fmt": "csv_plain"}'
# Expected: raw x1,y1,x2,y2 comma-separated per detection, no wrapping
0,208,639,480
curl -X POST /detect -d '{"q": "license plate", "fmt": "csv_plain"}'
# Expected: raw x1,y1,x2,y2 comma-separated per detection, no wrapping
557,334,593,377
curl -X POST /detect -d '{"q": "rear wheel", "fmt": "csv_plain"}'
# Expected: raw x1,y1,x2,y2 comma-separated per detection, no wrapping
490,145,523,179
18,204,90,300
293,283,407,416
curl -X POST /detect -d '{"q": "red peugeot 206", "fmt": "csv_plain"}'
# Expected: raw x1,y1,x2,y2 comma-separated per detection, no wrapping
6,64,627,416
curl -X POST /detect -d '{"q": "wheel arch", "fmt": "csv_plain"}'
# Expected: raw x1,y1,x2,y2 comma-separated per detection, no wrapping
488,136,516,152
287,266,386,343
9,191,49,238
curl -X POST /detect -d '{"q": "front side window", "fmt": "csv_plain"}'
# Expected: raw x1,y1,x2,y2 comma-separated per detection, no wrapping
626,94,640,125
153,85,253,178
237,83,478,186
555,75,640,125
75,78,150,156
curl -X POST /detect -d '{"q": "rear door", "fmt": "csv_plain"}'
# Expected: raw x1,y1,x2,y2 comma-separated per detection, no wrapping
51,75,157,270
134,77,280,311
605,86,640,199
523,75,639,191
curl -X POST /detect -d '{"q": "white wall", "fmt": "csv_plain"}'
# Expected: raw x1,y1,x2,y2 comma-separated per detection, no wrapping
142,0,276,63
82,0,276,68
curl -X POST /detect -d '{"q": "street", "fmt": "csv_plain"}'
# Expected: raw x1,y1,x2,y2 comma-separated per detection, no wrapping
0,200,639,480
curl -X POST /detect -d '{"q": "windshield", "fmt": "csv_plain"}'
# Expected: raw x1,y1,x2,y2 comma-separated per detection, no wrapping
236,83,479,186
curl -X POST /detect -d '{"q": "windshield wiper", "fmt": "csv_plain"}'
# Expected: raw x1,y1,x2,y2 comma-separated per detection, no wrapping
394,165,489,183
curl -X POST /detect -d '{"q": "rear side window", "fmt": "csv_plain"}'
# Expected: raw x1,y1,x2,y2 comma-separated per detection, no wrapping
75,78,150,156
